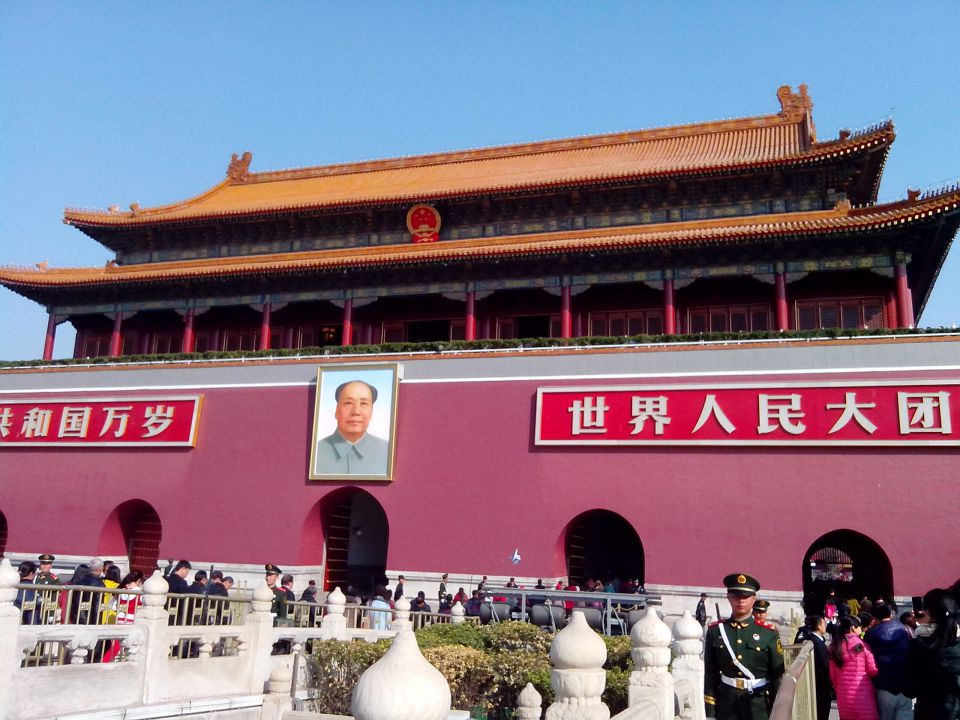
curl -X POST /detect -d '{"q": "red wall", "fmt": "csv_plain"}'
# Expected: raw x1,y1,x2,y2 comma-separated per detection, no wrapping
1,370,957,596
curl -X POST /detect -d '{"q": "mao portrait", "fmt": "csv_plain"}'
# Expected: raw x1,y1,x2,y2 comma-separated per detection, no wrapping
309,364,399,481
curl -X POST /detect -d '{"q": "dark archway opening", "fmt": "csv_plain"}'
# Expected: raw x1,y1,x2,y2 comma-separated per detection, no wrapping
100,500,163,575
564,510,644,588
0,511,7,557
802,529,893,614
320,489,389,595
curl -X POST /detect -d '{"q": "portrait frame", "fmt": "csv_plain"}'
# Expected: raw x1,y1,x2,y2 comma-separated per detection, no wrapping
308,363,400,481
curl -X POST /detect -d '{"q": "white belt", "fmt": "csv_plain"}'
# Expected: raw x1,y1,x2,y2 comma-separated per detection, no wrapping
721,675,768,691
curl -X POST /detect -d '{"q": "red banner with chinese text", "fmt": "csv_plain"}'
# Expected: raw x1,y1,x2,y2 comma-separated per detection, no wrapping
535,381,959,446
0,396,203,447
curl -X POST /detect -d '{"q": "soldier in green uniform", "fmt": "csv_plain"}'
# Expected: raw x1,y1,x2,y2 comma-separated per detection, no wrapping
35,554,60,585
34,554,61,624
704,573,785,720
264,564,289,623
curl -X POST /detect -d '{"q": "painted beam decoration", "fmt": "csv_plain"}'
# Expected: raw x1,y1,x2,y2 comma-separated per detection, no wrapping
535,380,959,446
0,396,203,447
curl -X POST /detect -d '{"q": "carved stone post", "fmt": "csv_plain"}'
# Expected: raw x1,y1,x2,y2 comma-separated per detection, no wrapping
260,665,294,720
628,608,674,718
517,682,543,719
0,559,22,714
450,601,465,625
391,596,412,632
546,610,610,720
320,586,347,640
672,610,706,720
352,629,451,720
247,582,280,694
136,569,172,704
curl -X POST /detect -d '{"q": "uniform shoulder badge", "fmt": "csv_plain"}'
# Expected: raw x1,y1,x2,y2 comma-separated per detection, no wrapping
756,620,776,630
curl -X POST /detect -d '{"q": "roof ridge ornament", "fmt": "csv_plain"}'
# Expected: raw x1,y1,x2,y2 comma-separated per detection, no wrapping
227,151,253,182
777,84,816,143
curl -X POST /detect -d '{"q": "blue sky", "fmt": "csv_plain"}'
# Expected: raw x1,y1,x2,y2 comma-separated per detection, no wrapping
1,2,959,360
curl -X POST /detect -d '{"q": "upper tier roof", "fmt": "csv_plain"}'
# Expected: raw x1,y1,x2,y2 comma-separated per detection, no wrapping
63,86,893,229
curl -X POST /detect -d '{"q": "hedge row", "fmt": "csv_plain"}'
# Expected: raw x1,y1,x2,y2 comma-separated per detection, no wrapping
306,621,633,719
3,326,957,369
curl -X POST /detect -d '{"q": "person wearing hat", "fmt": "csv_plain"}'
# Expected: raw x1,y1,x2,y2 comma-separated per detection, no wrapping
752,599,779,631
35,554,59,585
704,573,785,720
34,554,60,624
264,564,289,623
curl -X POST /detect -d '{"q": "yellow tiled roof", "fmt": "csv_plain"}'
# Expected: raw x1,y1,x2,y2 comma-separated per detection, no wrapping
62,87,892,229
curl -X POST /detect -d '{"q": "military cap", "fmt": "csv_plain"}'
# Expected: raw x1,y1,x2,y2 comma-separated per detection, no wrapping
264,563,282,575
723,572,760,595
38,554,55,563
753,599,771,612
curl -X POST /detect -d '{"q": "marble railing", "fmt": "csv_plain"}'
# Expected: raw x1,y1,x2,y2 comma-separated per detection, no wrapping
2,557,812,720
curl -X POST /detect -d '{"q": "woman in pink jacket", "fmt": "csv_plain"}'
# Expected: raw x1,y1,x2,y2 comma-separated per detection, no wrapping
829,616,879,720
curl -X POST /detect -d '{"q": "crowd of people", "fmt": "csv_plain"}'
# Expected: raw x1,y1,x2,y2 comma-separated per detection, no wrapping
791,587,959,720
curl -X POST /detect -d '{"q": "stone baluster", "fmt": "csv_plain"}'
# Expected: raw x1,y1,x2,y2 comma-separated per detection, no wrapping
260,664,294,720
198,637,214,659
0,559,22,713
391,596,412,631
351,629,450,720
628,608,674,719
68,641,90,665
321,586,348,640
450,601,466,625
545,610,610,720
248,582,280,694
672,611,706,720
136,570,171,705
517,682,543,719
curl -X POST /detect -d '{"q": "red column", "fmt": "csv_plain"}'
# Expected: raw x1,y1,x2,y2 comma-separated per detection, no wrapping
259,302,272,351
342,298,354,346
465,291,476,341
109,312,123,357
182,308,195,353
663,278,676,335
885,291,899,330
895,261,914,328
42,313,57,360
561,286,572,338
775,271,789,331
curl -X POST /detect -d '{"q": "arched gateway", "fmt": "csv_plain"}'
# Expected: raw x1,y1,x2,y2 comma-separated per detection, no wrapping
99,500,163,574
802,529,893,614
563,510,644,588
315,489,389,594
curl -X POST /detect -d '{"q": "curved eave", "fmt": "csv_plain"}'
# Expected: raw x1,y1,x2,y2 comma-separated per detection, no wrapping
10,187,958,300
62,125,895,232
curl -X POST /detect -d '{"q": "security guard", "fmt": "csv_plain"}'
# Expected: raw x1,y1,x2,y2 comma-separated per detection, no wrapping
752,599,779,633
35,554,59,585
704,573,784,720
34,554,60,624
264,564,288,622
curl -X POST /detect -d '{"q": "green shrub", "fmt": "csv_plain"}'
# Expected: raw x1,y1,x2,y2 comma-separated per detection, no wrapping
602,634,633,671
487,650,553,720
416,621,486,650
603,667,631,715
482,620,553,654
422,644,496,713
307,638,390,714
